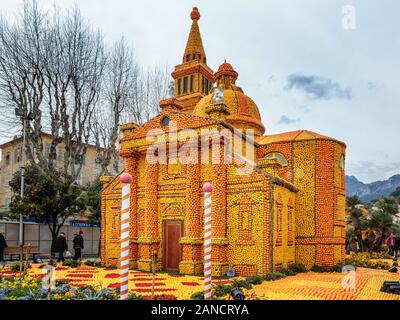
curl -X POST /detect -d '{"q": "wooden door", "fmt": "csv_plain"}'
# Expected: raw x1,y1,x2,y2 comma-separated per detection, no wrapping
162,220,183,271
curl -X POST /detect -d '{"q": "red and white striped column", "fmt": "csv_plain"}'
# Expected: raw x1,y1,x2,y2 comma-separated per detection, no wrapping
203,182,213,300
120,172,132,300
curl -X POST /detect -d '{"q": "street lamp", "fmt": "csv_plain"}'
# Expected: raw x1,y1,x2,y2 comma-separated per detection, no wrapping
14,107,34,246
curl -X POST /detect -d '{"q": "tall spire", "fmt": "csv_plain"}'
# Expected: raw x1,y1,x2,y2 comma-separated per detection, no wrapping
171,7,214,112
183,7,206,64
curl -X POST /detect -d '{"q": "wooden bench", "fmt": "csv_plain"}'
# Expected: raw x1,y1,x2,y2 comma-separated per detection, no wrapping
4,245,41,262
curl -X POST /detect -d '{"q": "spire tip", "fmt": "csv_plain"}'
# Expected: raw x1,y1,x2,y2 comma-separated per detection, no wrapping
191,7,200,21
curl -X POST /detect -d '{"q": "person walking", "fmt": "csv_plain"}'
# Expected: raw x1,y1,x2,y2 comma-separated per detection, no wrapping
0,233,8,262
53,232,68,262
394,235,400,256
386,233,397,256
73,231,84,261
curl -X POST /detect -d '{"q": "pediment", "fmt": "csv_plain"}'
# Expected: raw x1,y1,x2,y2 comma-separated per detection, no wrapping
122,111,216,141
102,172,122,194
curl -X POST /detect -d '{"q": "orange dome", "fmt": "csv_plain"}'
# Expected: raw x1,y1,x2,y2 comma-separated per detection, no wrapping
215,61,238,80
193,61,265,136
194,89,265,136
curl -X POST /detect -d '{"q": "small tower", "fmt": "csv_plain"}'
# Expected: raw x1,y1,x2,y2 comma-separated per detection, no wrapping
171,7,214,112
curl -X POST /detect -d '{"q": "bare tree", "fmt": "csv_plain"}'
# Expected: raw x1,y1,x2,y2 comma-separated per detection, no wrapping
0,1,105,182
125,64,171,125
92,37,138,176
0,0,171,182
0,1,46,151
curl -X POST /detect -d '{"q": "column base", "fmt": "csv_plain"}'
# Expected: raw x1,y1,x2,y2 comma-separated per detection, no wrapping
137,259,162,272
179,261,203,275
211,262,229,277
129,241,138,269
211,241,228,276
179,238,203,275
137,239,160,271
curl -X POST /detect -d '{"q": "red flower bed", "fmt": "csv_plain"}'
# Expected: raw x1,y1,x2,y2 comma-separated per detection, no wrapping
132,288,177,293
105,273,119,278
0,271,18,275
181,281,200,286
132,273,153,276
212,280,231,285
143,295,177,300
132,278,166,281
31,274,46,278
107,283,120,289
65,273,93,278
60,279,92,282
135,282,166,287
168,274,184,277
63,270,97,273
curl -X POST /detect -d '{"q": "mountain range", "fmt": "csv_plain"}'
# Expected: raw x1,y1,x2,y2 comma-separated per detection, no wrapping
346,174,400,202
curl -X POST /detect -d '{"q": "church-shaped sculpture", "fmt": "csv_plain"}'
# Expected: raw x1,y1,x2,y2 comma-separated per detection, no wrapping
100,7,346,276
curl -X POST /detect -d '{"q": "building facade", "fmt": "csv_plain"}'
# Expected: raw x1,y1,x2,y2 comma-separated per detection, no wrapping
101,8,346,276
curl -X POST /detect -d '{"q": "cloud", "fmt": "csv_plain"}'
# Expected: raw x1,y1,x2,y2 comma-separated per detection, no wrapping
277,115,300,125
367,81,383,92
284,73,352,100
347,161,400,183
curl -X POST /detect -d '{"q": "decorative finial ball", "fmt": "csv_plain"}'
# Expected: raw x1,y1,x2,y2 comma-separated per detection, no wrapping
191,7,200,20
120,172,132,184
203,182,213,193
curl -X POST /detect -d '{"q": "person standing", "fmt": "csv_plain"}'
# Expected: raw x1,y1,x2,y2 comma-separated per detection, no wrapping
394,235,400,256
53,232,68,262
0,233,8,262
386,233,397,256
73,231,84,261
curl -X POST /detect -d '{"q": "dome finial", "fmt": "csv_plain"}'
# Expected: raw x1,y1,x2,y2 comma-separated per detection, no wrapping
191,7,200,20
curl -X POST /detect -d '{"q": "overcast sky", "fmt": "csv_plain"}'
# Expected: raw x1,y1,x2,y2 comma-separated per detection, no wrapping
1,0,399,183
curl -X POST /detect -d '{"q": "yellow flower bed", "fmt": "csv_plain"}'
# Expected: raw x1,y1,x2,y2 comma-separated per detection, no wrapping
3,264,399,300
249,268,400,300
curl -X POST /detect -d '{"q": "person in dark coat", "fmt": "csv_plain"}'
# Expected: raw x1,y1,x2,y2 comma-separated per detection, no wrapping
53,232,68,262
73,231,84,261
0,233,7,262
395,236,400,256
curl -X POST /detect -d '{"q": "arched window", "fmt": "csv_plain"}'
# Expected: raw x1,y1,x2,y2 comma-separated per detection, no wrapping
264,152,288,166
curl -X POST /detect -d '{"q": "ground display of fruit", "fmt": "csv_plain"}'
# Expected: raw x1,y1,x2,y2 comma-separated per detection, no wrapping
1,264,399,300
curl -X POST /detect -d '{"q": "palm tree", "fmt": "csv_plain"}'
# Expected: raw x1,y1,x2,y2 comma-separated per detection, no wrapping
346,195,365,252
367,210,399,251
375,196,399,216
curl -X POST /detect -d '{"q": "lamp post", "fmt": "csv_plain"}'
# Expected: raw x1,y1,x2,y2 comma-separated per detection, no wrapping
14,107,34,246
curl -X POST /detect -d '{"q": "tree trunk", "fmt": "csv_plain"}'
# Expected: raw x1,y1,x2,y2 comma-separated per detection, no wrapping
351,214,364,252
49,225,59,259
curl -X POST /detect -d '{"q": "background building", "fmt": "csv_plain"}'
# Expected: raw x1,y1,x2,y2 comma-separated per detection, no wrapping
0,132,123,215
0,132,123,258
